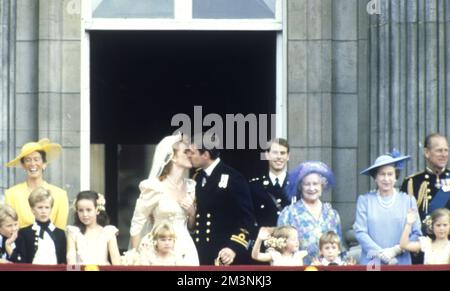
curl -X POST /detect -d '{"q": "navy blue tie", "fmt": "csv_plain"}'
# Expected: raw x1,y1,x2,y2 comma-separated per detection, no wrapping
274,177,281,189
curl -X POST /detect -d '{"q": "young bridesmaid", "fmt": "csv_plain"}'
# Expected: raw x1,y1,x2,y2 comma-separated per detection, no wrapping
66,191,121,265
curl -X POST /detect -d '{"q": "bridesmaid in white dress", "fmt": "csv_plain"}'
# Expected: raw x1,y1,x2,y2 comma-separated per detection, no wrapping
66,191,121,265
129,133,199,266
136,222,185,265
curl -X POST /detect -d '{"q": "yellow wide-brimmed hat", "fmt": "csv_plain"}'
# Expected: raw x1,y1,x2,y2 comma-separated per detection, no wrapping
6,138,62,168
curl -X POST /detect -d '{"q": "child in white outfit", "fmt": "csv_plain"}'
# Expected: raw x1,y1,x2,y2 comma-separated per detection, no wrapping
400,208,450,265
251,226,307,266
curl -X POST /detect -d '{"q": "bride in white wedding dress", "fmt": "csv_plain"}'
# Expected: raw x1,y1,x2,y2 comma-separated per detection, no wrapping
126,133,199,266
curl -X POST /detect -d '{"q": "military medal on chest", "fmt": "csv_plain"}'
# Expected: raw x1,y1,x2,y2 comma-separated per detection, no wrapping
435,176,442,189
442,178,450,192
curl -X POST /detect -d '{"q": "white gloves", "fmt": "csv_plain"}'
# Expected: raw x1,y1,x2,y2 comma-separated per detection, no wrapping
378,245,402,265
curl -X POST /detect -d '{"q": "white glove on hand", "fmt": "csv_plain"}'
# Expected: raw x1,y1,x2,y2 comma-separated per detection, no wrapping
379,245,402,264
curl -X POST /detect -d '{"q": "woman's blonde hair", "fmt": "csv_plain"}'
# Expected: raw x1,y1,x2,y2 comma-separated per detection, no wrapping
0,204,18,226
28,187,54,208
264,225,297,252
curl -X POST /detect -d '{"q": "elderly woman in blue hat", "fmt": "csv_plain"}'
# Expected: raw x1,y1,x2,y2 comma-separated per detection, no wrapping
277,161,342,265
354,150,422,265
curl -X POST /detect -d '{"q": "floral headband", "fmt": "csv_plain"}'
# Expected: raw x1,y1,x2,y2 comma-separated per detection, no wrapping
96,193,106,212
264,236,287,250
422,215,432,235
423,212,450,236
71,193,106,212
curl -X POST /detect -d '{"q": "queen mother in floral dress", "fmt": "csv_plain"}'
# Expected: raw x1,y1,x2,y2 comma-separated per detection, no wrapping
277,161,342,265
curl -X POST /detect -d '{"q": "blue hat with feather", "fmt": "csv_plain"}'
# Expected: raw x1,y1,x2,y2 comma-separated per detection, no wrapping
360,149,411,176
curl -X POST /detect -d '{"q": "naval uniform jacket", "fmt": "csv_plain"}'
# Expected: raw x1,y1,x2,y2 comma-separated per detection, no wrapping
193,161,256,265
401,168,450,221
249,173,290,227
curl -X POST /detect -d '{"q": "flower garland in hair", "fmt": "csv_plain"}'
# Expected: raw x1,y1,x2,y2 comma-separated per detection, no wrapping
422,215,433,235
264,236,287,250
70,192,106,212
96,193,106,212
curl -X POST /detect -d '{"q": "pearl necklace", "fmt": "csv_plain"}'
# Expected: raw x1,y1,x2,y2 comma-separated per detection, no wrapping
376,190,397,208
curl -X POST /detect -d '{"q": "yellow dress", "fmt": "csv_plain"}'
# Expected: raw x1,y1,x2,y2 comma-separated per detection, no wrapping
5,181,69,229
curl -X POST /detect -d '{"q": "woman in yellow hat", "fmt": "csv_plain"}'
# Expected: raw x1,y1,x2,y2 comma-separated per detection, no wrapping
5,139,69,229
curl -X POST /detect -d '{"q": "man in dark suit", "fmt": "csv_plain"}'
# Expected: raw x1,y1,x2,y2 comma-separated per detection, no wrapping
188,134,256,265
249,138,291,228
400,133,450,264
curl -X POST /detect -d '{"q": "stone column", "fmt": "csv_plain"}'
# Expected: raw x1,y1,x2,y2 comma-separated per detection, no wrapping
367,0,450,176
37,0,81,202
12,0,39,184
287,0,333,201
331,0,360,232
0,0,16,198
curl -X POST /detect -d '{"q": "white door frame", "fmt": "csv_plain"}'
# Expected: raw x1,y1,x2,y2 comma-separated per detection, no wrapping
80,0,287,189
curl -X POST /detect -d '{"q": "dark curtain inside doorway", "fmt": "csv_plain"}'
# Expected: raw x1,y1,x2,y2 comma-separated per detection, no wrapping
90,30,276,249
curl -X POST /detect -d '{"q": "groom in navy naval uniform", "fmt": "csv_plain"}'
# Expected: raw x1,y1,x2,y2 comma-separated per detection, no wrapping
188,133,256,265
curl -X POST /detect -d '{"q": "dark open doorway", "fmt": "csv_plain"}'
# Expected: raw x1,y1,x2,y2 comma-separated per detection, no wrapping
90,30,276,249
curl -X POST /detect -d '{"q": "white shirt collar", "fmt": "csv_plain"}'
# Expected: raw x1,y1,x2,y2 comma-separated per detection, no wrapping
204,158,221,177
269,171,286,186
32,221,56,233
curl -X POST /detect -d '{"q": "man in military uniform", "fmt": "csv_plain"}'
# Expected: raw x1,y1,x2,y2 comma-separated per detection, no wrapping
188,134,256,265
401,133,450,264
249,138,291,228
401,133,450,222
